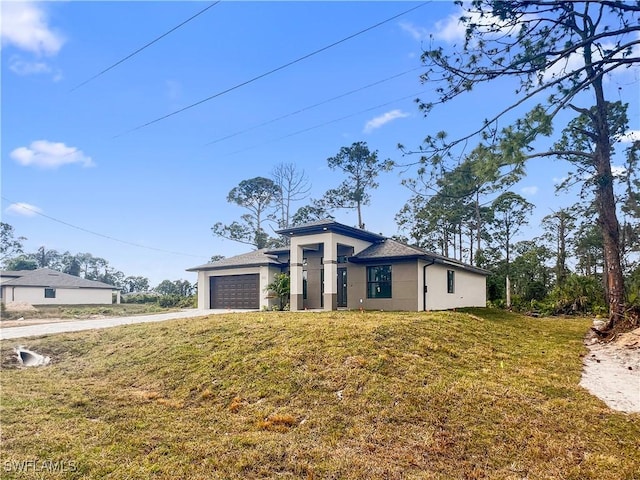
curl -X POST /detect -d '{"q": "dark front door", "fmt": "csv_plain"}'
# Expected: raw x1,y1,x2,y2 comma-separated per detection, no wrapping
337,268,347,308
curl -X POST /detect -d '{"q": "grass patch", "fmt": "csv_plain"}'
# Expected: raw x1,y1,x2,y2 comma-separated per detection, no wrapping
1,309,638,479
1,303,176,321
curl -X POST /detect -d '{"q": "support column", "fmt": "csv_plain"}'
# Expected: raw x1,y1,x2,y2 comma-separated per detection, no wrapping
290,244,304,311
198,271,210,310
323,234,337,310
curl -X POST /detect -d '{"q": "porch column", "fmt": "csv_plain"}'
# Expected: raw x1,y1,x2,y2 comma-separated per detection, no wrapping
323,235,337,310
290,244,304,311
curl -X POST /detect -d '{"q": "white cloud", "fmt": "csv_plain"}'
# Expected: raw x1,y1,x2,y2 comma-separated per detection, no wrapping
0,2,65,56
363,110,410,134
521,186,539,195
432,9,518,43
399,21,429,41
620,129,640,143
432,12,467,43
10,140,95,169
611,165,626,177
8,55,51,75
5,202,43,217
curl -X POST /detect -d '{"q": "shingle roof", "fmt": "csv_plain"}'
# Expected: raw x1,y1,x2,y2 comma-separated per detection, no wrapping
0,268,118,289
186,249,284,271
351,239,490,275
352,238,426,259
187,222,489,275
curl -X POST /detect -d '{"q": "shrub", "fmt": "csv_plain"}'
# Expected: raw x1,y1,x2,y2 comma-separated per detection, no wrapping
548,274,606,315
158,295,181,308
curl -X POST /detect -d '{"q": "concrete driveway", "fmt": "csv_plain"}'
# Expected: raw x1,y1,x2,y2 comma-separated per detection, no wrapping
0,309,251,340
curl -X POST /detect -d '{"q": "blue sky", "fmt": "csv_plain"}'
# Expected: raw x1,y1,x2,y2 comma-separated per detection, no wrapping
2,1,638,286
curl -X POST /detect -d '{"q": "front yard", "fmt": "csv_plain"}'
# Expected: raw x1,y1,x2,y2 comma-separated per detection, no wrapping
1,309,638,479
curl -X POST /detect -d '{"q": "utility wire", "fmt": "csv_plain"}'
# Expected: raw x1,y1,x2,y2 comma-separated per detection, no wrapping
204,66,423,146
222,90,426,157
1,196,208,259
70,2,221,92
115,1,430,138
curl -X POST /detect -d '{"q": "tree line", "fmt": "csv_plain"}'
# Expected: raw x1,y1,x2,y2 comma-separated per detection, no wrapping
0,223,194,300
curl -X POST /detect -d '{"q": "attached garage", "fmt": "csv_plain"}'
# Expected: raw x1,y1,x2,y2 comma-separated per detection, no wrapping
188,249,286,311
210,274,259,309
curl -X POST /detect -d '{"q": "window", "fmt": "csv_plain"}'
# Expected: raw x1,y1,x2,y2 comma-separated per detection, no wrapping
44,288,56,298
302,270,308,300
367,265,392,299
447,270,455,294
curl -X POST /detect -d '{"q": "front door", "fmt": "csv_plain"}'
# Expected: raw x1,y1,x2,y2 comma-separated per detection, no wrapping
337,268,347,308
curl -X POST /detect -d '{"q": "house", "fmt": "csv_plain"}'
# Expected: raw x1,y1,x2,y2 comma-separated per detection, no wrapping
187,220,489,311
0,268,120,306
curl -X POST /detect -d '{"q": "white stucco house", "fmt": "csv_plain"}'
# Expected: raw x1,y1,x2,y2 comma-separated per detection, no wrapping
0,268,120,306
188,220,489,312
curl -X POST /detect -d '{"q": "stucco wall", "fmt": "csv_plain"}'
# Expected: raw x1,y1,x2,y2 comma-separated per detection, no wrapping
196,266,280,310
1,286,113,305
347,261,419,311
423,262,486,310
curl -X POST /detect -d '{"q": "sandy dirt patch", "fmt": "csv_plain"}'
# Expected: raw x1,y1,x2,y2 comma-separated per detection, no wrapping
580,327,640,413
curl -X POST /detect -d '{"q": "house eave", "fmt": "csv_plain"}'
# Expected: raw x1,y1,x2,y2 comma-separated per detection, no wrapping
187,261,284,272
349,253,490,275
276,221,384,242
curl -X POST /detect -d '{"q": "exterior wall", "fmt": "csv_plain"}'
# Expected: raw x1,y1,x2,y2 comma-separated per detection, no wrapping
289,231,374,311
196,266,281,310
1,286,113,305
423,262,486,310
303,250,324,310
347,261,419,311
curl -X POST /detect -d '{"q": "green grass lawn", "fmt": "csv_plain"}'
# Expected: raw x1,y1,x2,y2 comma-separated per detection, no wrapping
1,303,178,321
1,309,638,479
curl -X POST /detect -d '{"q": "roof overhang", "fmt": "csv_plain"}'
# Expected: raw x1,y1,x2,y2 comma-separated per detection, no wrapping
276,221,384,243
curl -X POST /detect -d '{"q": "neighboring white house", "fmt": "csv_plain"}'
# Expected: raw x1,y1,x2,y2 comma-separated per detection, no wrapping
0,268,120,306
187,220,489,312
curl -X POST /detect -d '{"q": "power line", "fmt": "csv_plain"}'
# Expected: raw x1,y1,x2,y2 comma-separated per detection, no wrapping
222,90,426,157
1,196,208,259
70,2,221,92
114,1,430,138
204,66,423,146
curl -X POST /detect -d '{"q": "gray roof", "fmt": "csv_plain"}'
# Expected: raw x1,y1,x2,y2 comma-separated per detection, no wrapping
186,249,284,271
0,268,118,289
275,219,385,242
187,222,488,275
352,238,426,260
351,238,491,275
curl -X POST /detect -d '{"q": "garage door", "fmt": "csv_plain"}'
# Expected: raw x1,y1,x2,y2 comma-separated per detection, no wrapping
210,274,259,309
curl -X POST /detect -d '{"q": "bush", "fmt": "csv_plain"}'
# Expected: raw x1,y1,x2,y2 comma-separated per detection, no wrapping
548,274,606,315
157,295,181,308
122,293,160,304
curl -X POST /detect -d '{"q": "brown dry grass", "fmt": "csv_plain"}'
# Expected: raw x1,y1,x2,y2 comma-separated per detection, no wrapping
1,309,638,479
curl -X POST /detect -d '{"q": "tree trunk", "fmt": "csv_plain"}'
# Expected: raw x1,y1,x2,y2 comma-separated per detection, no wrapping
593,88,625,328
476,191,481,256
